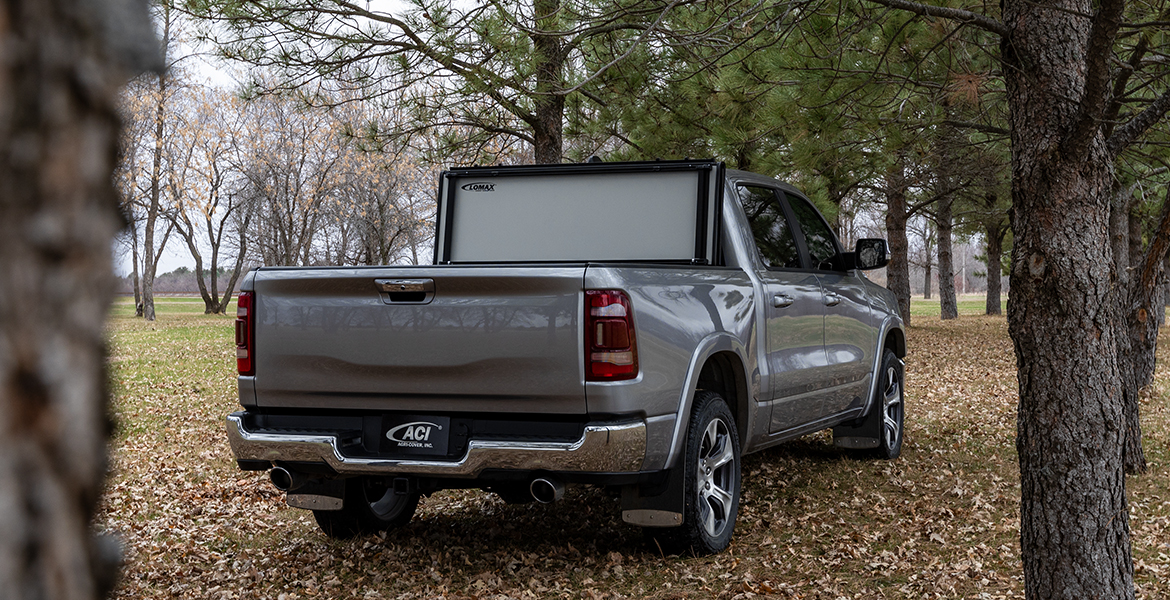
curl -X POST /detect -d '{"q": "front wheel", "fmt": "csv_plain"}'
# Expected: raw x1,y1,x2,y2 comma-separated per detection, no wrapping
649,391,741,555
871,349,905,459
313,477,419,539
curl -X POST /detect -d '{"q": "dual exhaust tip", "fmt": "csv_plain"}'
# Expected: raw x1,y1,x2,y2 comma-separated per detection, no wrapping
529,477,564,504
272,467,566,504
270,466,306,492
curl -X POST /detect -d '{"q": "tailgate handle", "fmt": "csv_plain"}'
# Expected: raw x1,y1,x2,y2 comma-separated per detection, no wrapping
375,279,435,304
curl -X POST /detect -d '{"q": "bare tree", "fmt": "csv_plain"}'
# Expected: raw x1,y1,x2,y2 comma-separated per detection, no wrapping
165,85,254,313
138,1,184,320
239,94,345,266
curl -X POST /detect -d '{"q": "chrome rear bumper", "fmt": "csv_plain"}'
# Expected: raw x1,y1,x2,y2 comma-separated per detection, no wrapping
225,413,647,477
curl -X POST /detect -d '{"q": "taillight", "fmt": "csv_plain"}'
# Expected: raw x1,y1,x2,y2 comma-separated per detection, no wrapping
235,291,254,375
585,290,638,381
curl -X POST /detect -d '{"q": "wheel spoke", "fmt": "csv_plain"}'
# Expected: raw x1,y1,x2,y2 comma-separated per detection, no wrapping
703,419,720,455
699,493,717,535
700,482,733,535
708,435,735,470
708,482,733,513
884,413,899,446
885,384,901,406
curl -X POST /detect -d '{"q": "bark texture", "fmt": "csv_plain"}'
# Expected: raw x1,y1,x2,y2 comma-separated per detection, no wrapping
936,195,957,320
1111,188,1170,474
983,193,1006,316
884,158,912,325
1003,0,1135,596
531,0,566,164
0,0,156,598
984,227,1005,316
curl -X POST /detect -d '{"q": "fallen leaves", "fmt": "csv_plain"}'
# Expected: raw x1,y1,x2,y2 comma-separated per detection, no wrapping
99,310,1170,599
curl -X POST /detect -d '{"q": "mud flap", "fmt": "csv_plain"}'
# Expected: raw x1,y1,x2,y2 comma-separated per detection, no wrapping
286,478,346,511
620,467,685,527
832,411,881,449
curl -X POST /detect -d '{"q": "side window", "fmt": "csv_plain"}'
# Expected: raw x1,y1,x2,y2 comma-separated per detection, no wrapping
785,193,840,270
738,185,802,269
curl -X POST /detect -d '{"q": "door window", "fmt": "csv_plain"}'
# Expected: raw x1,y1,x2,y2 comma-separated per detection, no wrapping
738,186,802,269
785,194,840,270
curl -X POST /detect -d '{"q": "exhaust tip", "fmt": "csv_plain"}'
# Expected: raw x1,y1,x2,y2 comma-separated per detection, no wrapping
530,478,564,504
270,467,300,491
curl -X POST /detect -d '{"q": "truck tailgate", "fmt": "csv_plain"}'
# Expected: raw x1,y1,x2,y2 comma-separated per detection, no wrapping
250,266,586,414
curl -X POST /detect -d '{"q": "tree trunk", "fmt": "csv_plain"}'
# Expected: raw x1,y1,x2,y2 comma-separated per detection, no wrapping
1003,0,1135,595
923,261,932,299
531,0,565,164
0,0,156,598
1113,188,1170,474
937,195,957,319
985,221,1005,316
142,11,170,321
884,158,912,325
130,221,143,316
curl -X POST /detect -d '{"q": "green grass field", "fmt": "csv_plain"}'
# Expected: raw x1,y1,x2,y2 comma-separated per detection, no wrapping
909,294,1006,318
99,295,1170,600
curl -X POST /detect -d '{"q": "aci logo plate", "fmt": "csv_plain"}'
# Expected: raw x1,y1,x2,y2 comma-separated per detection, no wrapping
381,415,450,456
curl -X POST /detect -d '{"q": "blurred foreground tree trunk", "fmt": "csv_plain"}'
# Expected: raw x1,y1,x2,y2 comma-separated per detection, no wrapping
0,0,158,598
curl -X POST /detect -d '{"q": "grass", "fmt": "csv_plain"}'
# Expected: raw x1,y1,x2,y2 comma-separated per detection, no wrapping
99,296,1170,599
909,294,1005,318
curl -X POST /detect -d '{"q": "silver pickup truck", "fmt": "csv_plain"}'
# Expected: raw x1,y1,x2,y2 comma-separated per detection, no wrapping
228,160,906,555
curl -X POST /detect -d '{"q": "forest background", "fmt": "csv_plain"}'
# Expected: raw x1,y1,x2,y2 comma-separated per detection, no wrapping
105,1,1170,599
118,0,1036,324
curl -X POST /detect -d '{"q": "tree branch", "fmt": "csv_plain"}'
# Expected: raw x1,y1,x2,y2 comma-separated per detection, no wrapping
943,119,1010,136
1134,187,1170,303
1065,0,1126,160
1101,35,1149,141
863,0,1008,37
1108,88,1170,157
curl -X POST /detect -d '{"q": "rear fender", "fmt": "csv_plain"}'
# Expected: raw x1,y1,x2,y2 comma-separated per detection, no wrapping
622,333,752,525
662,333,755,471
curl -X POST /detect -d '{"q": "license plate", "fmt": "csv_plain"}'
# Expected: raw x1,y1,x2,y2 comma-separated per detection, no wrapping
380,415,451,456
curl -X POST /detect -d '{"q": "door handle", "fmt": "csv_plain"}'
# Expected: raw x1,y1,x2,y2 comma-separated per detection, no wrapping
772,294,794,308
823,292,841,307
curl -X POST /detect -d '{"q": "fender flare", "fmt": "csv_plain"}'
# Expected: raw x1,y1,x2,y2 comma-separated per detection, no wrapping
859,315,906,418
662,332,755,470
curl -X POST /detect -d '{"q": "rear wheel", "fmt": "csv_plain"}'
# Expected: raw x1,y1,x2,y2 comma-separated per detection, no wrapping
648,391,741,555
313,477,419,539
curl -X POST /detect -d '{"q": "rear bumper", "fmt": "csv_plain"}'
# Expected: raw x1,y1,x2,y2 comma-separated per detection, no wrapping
225,413,647,477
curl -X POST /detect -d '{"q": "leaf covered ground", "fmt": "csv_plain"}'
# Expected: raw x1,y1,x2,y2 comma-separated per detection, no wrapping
100,298,1170,599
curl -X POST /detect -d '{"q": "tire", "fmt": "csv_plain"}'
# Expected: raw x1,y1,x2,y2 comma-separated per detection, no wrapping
871,348,905,459
649,391,741,556
313,477,419,539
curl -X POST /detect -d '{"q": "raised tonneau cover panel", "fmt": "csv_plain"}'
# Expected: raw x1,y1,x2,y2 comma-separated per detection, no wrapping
436,160,724,265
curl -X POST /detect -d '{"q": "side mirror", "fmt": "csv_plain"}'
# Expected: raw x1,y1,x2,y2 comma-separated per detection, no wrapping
853,238,889,270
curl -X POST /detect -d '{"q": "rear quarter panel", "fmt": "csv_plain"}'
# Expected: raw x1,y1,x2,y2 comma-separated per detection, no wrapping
583,265,758,470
